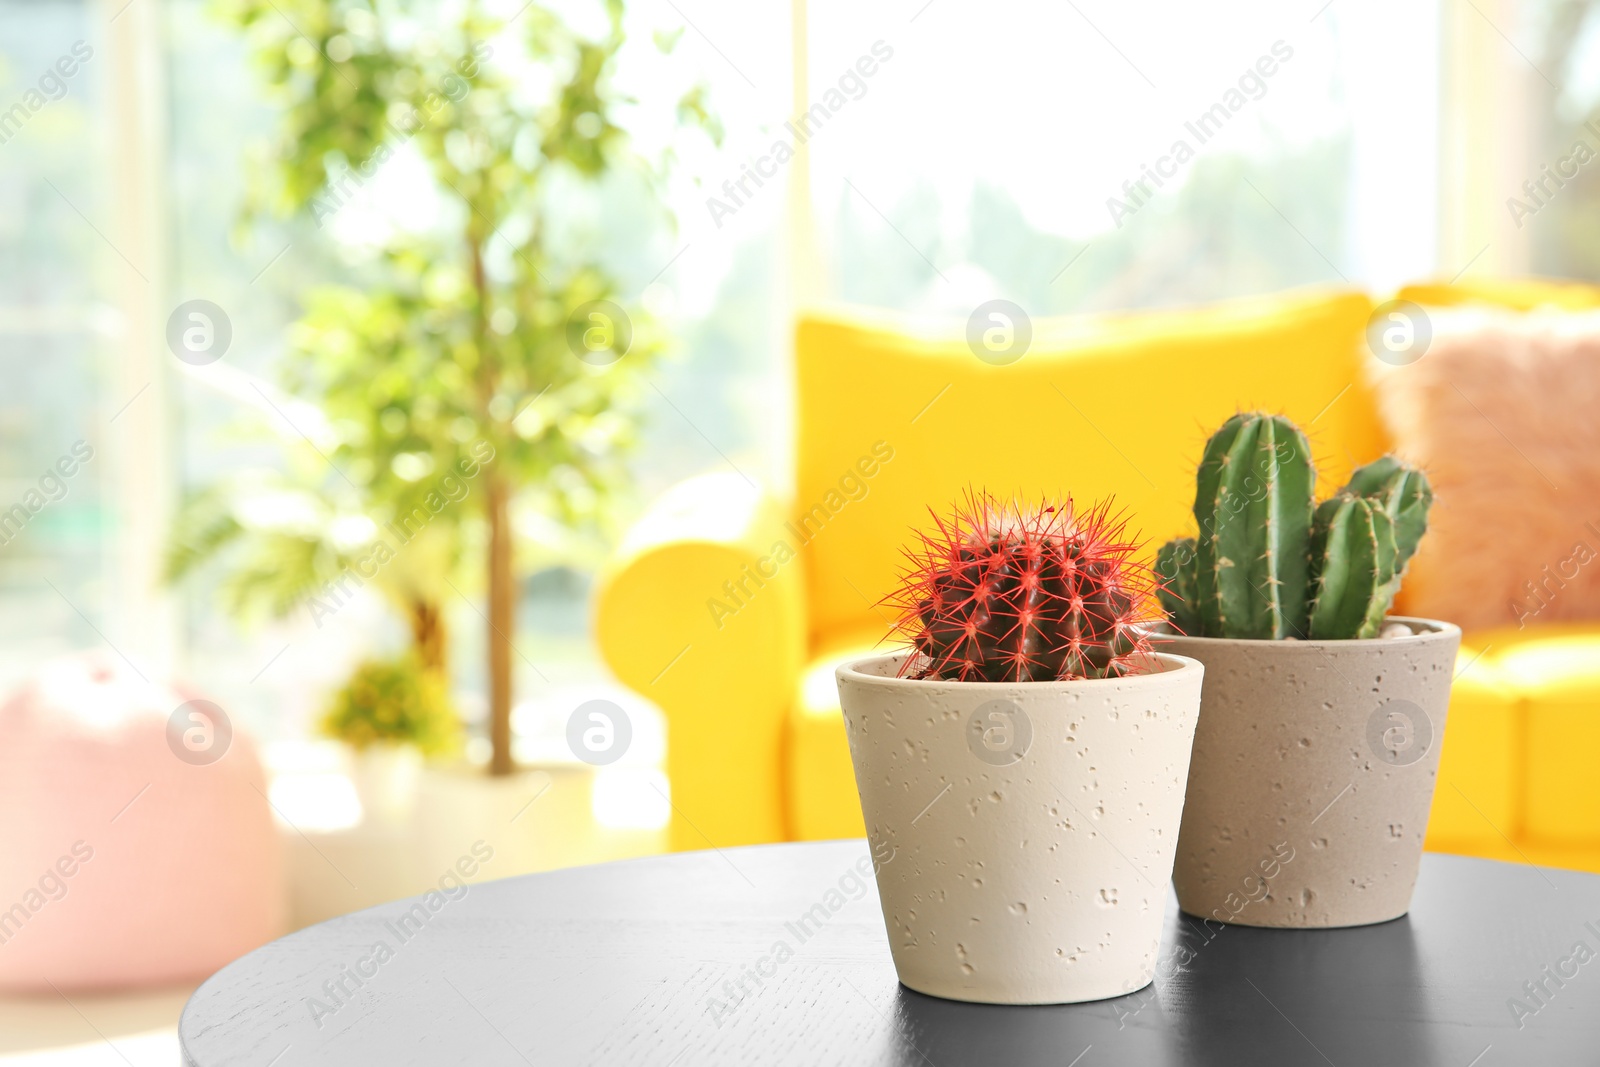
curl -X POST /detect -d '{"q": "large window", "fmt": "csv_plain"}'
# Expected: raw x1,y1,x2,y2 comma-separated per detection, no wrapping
806,0,1441,314
1524,0,1600,279
0,0,111,689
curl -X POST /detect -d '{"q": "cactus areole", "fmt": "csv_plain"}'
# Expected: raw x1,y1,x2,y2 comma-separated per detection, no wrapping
889,491,1159,681
1155,412,1434,641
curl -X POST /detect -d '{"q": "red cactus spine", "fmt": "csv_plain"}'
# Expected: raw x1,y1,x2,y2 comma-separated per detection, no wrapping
889,491,1159,681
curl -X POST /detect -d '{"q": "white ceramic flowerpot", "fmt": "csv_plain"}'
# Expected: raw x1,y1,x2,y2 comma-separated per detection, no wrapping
835,652,1204,1005
1155,616,1460,929
349,743,424,827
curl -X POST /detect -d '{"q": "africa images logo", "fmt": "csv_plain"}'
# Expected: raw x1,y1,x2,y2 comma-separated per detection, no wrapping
1366,699,1432,767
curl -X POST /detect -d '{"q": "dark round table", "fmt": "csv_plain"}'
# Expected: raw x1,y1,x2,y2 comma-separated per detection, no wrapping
181,840,1600,1065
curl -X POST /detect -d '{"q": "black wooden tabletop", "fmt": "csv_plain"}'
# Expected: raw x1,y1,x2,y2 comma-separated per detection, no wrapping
180,840,1600,1065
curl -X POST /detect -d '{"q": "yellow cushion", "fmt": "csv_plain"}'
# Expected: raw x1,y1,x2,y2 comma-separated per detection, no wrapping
784,623,893,840
1479,623,1600,845
1425,639,1520,850
1397,277,1600,312
794,288,1387,640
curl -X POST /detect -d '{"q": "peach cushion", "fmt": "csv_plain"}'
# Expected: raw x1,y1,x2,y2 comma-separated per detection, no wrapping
1375,308,1600,632
0,652,283,991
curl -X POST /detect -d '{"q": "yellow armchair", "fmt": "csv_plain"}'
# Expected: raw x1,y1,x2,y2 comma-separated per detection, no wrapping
594,474,806,849
597,286,1387,850
595,275,1600,878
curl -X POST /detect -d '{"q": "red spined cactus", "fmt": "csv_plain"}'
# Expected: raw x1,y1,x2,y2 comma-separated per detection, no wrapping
888,491,1159,681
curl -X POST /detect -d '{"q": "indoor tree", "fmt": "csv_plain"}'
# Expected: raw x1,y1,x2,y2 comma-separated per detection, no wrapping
172,0,716,774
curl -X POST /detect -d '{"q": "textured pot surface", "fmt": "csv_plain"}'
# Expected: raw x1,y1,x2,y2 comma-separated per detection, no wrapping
1157,617,1460,929
835,652,1203,1005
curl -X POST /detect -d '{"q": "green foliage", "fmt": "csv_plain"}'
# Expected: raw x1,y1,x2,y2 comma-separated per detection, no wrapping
1157,413,1433,640
165,463,460,659
320,655,459,754
174,0,715,663
208,0,710,532
166,473,356,620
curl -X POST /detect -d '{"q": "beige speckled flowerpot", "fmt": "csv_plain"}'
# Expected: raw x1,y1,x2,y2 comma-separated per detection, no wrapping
835,652,1204,1005
1154,616,1460,929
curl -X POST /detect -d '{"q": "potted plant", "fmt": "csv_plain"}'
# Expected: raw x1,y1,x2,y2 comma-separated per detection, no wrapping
835,491,1205,1005
1153,412,1459,928
320,654,459,825
170,0,718,782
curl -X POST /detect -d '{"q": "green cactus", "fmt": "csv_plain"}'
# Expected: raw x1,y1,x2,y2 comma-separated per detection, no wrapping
1307,494,1397,639
1341,455,1433,585
1154,537,1201,634
1156,413,1433,641
1192,413,1315,639
890,492,1158,681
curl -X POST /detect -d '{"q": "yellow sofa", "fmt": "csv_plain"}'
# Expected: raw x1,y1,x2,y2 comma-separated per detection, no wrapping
595,282,1600,874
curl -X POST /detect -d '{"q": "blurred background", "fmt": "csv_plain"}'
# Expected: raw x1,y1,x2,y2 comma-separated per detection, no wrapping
3,0,1599,1059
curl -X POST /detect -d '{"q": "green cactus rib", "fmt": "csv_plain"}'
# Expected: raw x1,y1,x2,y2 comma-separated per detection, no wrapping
1193,413,1315,639
1155,537,1201,635
1193,414,1249,637
1342,456,1433,578
1308,495,1397,639
1364,507,1399,636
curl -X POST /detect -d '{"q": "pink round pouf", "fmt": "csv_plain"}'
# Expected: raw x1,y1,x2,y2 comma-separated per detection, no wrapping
0,651,284,991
